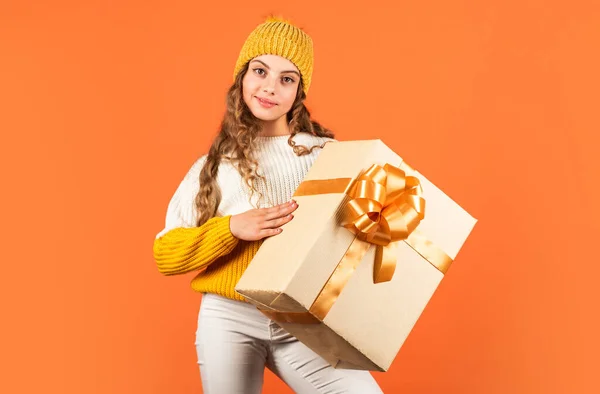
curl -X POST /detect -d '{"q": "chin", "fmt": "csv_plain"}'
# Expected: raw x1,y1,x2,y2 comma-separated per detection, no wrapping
254,114,280,122
249,108,284,122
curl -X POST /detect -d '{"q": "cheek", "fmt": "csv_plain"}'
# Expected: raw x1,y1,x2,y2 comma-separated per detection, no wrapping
242,77,257,104
280,89,297,111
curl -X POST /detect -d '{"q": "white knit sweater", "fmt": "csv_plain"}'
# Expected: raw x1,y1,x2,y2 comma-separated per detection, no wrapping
156,132,336,239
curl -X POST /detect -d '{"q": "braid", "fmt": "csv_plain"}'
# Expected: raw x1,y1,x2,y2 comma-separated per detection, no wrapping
287,89,335,156
195,134,224,226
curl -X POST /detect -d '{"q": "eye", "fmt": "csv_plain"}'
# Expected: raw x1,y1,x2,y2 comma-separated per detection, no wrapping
283,76,295,84
253,68,265,76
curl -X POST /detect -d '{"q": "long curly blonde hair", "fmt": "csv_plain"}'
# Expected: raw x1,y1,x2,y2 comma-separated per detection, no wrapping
195,61,335,227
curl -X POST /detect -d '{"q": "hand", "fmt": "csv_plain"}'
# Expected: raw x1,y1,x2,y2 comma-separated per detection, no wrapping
229,200,299,241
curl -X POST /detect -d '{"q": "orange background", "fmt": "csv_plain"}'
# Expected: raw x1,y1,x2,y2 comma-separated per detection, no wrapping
1,1,599,393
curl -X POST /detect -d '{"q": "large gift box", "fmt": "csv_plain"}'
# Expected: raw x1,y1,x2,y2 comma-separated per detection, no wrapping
235,139,477,372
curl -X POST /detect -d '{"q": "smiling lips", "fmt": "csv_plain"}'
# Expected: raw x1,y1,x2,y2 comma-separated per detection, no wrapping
256,97,277,108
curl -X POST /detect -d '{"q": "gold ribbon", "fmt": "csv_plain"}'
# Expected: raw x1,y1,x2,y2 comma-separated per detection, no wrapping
259,162,453,323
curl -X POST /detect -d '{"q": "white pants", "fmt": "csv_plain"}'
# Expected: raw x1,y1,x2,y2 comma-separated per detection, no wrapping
195,293,383,394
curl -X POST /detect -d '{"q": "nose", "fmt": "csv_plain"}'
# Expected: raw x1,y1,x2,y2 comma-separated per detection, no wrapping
263,76,276,95
263,85,275,95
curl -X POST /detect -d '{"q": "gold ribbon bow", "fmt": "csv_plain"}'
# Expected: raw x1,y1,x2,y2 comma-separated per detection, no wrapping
340,163,425,284
258,162,453,324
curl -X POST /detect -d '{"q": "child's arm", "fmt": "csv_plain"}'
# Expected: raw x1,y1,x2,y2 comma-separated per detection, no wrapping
152,157,239,276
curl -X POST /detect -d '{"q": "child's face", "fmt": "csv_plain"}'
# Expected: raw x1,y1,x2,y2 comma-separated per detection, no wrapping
242,54,301,123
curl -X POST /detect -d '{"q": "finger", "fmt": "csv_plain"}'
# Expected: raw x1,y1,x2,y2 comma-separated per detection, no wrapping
263,201,297,221
263,213,293,229
263,206,296,224
259,227,283,238
263,200,294,214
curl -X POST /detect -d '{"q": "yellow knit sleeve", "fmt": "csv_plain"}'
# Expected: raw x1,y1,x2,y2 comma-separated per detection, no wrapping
153,215,239,276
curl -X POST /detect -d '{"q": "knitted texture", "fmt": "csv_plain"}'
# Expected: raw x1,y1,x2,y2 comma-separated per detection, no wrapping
153,132,336,301
233,16,314,94
153,216,239,276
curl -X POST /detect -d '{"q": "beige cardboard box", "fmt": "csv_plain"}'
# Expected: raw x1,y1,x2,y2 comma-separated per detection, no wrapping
235,139,477,372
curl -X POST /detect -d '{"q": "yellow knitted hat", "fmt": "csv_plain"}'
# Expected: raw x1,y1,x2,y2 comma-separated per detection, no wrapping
233,16,314,94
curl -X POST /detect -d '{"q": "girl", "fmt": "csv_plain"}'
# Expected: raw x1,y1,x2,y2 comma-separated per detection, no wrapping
153,16,383,394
